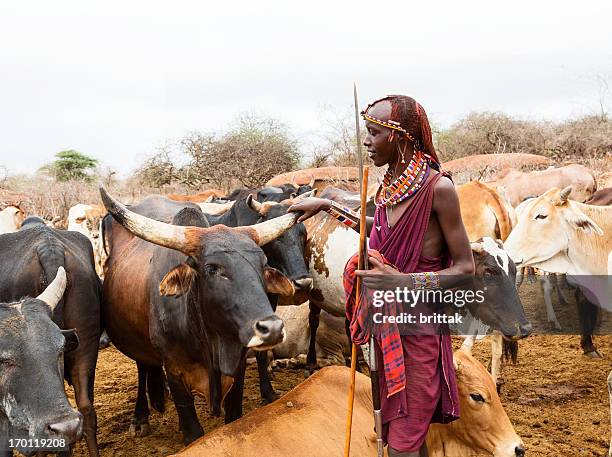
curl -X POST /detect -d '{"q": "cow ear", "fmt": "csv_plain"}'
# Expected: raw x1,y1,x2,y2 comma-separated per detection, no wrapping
470,242,484,254
159,262,197,297
263,267,295,296
565,209,604,235
453,355,460,372
61,329,80,352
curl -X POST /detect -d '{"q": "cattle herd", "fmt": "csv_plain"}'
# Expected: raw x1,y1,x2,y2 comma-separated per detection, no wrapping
0,160,610,457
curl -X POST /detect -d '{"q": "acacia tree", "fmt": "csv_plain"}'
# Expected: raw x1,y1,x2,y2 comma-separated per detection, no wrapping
45,149,99,182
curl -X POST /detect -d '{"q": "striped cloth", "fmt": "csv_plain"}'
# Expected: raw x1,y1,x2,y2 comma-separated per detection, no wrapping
343,249,406,397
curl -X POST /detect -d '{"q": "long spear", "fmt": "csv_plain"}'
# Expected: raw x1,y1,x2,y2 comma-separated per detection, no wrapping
344,84,382,457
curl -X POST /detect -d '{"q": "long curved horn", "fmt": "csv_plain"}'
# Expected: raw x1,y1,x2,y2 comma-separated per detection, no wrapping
99,186,201,256
37,267,67,311
292,189,317,202
246,194,265,215
559,186,572,202
197,200,235,215
241,212,300,246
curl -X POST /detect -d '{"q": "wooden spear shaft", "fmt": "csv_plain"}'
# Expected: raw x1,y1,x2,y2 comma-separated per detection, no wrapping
344,165,369,457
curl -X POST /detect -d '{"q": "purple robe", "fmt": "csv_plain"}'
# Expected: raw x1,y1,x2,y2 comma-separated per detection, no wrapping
369,171,460,452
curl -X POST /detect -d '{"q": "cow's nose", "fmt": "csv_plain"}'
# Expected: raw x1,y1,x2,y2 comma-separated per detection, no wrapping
294,277,313,291
515,444,526,457
248,317,285,349
519,322,533,338
47,415,83,443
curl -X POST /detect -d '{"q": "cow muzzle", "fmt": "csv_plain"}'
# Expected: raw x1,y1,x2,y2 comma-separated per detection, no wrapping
45,413,83,444
247,316,285,350
293,277,313,291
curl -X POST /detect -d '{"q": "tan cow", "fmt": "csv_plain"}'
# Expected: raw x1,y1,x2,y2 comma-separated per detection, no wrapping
457,181,513,241
67,203,107,277
487,164,597,207
0,204,25,234
173,347,524,457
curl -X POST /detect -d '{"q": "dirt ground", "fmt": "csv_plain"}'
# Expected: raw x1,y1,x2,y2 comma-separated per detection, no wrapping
68,281,612,457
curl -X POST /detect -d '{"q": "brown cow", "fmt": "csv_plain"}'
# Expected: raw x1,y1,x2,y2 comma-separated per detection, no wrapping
167,189,226,202
586,187,612,206
172,347,524,457
266,166,358,189
487,164,597,206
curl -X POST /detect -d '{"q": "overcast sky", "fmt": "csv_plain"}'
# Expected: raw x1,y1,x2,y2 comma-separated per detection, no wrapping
1,0,611,176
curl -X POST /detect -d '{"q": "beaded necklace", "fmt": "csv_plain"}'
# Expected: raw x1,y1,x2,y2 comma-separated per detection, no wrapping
375,151,430,208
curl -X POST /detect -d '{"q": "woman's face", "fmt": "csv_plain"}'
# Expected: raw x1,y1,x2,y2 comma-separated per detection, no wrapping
363,100,399,167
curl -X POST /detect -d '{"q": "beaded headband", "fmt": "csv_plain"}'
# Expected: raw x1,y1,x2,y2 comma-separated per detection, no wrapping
361,109,417,144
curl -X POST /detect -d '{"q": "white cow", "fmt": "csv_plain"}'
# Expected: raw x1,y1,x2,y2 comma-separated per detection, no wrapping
0,205,25,234
67,203,107,278
503,186,612,456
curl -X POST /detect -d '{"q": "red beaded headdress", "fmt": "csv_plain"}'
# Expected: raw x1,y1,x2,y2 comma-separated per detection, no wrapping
361,95,441,170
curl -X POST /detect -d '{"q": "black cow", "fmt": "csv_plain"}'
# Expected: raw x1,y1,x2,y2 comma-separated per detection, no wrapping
0,268,81,456
100,189,299,445
226,184,313,203
204,194,313,404
0,218,102,456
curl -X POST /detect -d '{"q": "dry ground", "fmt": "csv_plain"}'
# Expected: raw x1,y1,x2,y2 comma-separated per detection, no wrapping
67,281,612,457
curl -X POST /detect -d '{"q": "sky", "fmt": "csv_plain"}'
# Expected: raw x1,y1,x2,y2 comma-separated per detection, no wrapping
1,0,611,176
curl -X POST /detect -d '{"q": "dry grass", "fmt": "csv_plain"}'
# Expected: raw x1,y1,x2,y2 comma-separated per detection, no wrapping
0,175,197,228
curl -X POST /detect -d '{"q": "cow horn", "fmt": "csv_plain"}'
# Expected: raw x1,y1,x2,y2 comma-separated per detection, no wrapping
308,173,316,188
246,194,266,215
99,186,200,256
292,189,317,203
37,267,67,311
559,186,572,201
243,212,300,246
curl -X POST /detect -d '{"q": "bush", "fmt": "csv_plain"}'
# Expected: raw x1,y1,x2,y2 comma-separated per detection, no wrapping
435,112,551,161
136,114,300,191
434,112,612,164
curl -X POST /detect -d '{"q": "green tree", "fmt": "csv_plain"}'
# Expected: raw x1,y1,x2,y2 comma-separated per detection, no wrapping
48,150,99,182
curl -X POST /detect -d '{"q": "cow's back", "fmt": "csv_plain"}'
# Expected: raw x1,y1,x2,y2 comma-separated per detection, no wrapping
173,366,377,457
0,224,101,348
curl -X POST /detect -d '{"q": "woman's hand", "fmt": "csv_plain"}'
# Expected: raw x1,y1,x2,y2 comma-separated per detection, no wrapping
355,256,408,290
287,197,332,223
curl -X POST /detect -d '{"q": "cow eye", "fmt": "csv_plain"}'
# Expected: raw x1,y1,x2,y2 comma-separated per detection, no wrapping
470,393,485,403
203,264,220,275
535,214,548,220
0,356,15,368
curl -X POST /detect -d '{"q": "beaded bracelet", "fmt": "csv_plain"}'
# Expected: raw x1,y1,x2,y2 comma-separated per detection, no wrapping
325,201,359,229
410,271,441,290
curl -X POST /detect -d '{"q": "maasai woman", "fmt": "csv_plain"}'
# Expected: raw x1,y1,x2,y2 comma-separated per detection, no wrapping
288,95,474,457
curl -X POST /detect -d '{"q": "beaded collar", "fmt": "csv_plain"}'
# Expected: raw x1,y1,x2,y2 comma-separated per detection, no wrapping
374,151,431,208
